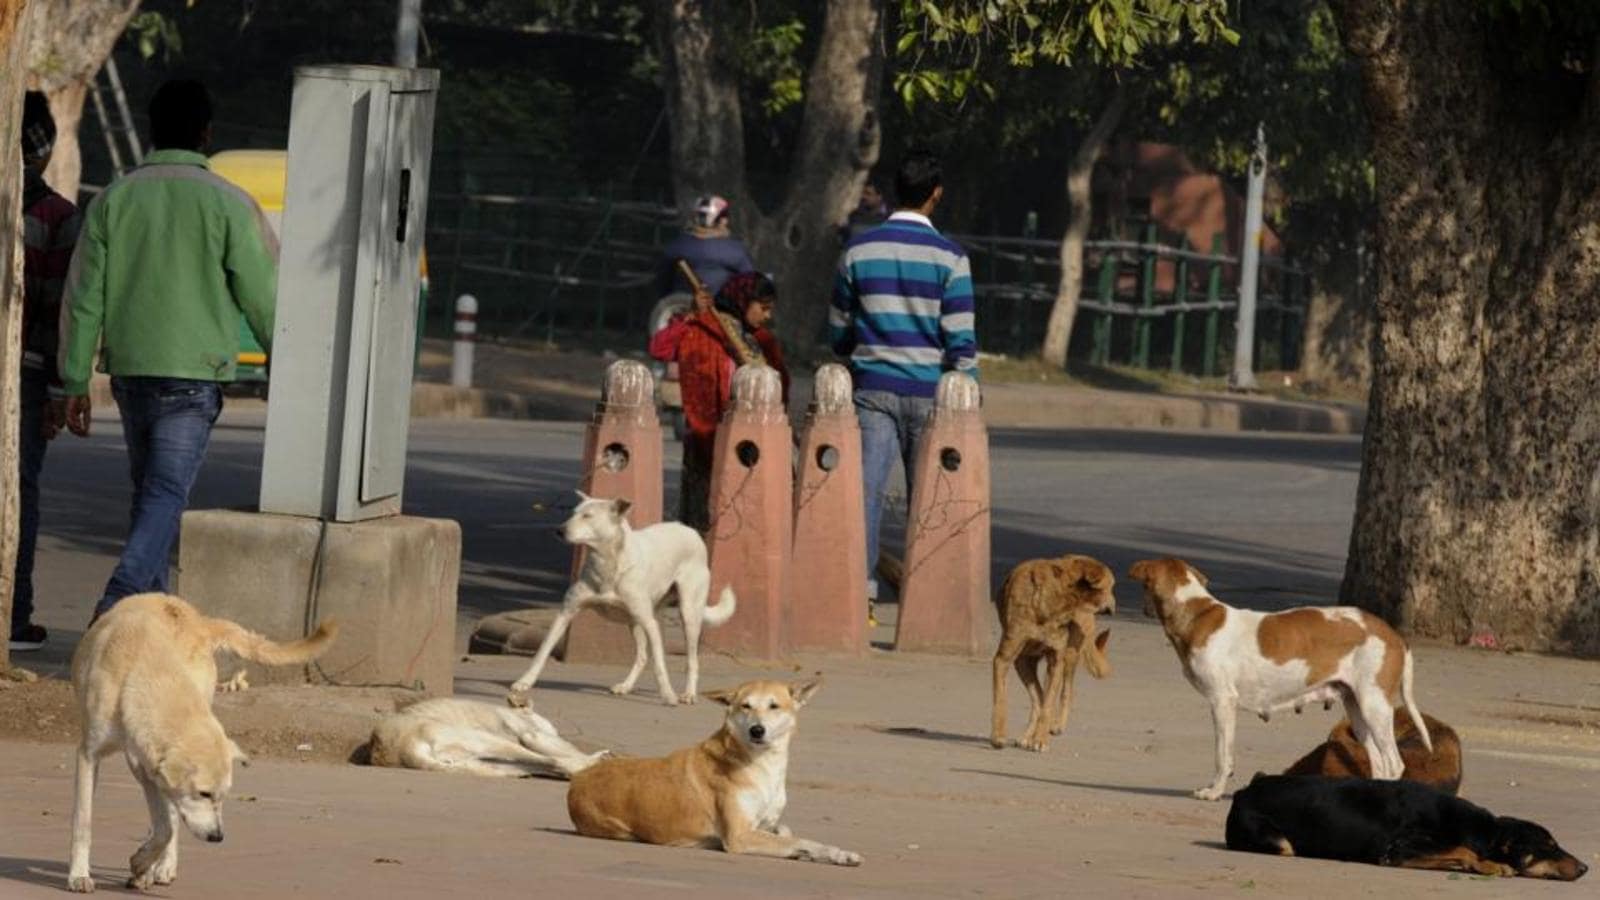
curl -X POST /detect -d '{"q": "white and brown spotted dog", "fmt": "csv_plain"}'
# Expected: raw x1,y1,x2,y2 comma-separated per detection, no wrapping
1128,558,1429,801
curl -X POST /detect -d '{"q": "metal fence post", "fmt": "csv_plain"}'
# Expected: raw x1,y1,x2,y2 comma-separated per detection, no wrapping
1230,124,1267,390
452,294,477,388
1093,248,1117,366
1134,223,1157,369
1203,234,1224,378
1170,257,1189,375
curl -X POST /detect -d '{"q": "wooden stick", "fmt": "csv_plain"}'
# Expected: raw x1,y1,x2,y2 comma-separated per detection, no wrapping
675,259,704,293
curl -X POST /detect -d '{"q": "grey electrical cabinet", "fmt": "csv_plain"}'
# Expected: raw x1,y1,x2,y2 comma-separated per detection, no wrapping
259,65,438,522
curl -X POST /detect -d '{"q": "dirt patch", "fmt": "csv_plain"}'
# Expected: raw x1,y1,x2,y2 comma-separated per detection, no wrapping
0,676,417,765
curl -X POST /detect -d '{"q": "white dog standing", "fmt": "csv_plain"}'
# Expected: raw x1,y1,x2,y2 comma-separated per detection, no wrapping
509,493,736,705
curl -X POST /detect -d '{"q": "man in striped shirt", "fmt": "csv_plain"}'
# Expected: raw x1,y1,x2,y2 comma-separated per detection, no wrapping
829,150,977,608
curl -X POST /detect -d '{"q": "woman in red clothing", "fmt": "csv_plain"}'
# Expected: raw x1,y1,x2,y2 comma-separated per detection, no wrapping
670,271,789,532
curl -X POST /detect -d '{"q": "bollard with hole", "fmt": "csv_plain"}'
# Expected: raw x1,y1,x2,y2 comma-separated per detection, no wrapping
451,294,477,389
895,372,991,655
788,364,868,654
702,364,792,660
563,360,665,664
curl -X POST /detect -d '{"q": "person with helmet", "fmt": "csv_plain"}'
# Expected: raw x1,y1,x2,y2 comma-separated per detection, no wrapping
11,92,83,651
673,271,789,532
654,194,756,299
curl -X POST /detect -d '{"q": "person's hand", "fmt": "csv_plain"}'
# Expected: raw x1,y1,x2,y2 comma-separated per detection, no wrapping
41,397,66,441
692,286,713,313
66,394,92,437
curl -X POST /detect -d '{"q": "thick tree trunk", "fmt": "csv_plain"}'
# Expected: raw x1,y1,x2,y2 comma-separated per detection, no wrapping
658,0,884,350
26,0,143,199
1332,1,1600,655
1041,84,1125,369
1,0,37,674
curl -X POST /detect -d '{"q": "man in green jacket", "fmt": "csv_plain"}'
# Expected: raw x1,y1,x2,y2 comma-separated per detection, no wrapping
59,79,277,619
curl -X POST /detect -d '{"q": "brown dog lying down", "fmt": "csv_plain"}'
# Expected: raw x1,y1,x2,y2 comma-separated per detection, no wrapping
991,555,1114,752
1285,711,1463,795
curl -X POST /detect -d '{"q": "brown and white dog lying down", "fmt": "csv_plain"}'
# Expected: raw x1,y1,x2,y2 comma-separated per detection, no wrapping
990,554,1114,752
366,698,609,778
567,679,861,866
1285,712,1463,795
1127,558,1429,800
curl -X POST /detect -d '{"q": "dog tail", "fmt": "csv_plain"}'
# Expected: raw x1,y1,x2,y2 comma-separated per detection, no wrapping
207,617,340,666
1400,648,1432,752
702,586,738,628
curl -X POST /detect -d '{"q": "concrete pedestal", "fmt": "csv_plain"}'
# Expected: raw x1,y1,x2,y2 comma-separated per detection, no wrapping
703,366,791,660
177,509,461,695
564,361,664,665
789,364,868,654
895,374,992,656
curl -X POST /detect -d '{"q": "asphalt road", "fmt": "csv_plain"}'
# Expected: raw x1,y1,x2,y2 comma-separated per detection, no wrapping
24,402,1361,667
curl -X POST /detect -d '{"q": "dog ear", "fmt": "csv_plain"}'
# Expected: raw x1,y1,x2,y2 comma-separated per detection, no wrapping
702,687,737,707
1065,557,1110,590
790,677,823,708
157,753,192,789
1127,560,1152,584
611,497,633,518
575,489,592,503
1186,563,1209,587
229,739,251,768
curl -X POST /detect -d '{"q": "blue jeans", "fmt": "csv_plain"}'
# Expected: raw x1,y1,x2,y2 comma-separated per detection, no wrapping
12,368,49,630
856,389,934,600
96,377,223,618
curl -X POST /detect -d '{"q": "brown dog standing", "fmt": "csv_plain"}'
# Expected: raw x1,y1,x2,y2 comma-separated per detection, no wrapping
1285,712,1462,794
991,555,1114,752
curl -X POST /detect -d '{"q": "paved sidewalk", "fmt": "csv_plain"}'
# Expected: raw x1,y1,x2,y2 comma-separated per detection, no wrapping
1,622,1594,898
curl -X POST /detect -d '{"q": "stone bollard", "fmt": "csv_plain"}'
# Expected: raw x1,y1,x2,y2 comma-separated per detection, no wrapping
788,364,868,654
895,372,992,655
563,360,664,664
702,365,791,660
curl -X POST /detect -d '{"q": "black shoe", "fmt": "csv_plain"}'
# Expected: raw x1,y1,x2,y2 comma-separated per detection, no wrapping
9,622,46,652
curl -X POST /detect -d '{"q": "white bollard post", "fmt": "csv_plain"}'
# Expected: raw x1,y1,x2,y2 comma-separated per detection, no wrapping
452,294,477,389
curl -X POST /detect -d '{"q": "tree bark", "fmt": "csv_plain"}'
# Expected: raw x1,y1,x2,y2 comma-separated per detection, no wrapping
25,0,143,198
1,0,37,674
1041,83,1125,369
657,0,885,350
1332,0,1600,655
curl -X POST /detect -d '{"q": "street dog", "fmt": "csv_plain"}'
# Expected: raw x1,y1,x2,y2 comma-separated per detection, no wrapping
566,678,861,866
366,697,608,778
990,554,1114,752
68,593,337,893
1285,712,1462,795
509,492,737,705
1227,774,1588,880
1128,558,1428,800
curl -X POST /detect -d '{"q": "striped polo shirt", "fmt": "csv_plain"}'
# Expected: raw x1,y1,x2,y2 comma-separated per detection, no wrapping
828,211,977,398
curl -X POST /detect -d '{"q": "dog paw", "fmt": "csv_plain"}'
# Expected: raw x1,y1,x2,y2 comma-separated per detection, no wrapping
989,735,1007,750
1019,736,1048,752
659,691,681,706
607,682,634,696
829,847,863,867
1193,786,1226,801
218,670,250,693
681,692,699,705
505,690,531,709
1479,862,1517,878
66,874,95,893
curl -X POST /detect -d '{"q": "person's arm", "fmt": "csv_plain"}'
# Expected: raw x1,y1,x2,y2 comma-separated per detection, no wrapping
58,195,108,435
940,252,978,376
827,254,857,359
225,196,279,355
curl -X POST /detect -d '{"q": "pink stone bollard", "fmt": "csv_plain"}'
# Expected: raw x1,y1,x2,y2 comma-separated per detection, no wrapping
895,372,992,655
563,360,664,664
702,365,791,660
788,364,868,654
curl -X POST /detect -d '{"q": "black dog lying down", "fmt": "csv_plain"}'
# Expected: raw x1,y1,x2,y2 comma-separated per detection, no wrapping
1227,775,1587,881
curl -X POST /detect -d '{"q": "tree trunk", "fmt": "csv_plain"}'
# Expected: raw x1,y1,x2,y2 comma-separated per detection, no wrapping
25,0,143,198
1041,84,1125,369
657,0,885,350
1,0,37,674
1332,0,1600,656
43,81,87,198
